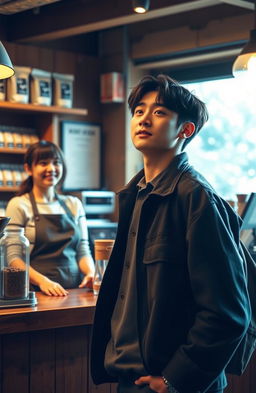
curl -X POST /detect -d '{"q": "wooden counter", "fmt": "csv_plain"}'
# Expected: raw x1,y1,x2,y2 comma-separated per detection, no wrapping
0,289,113,393
0,288,96,335
0,289,254,393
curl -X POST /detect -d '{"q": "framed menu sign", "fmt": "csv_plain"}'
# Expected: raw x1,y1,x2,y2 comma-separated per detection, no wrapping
61,121,101,190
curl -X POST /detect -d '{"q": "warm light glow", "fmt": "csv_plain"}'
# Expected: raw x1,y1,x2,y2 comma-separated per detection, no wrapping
248,54,256,71
232,52,256,78
0,64,14,80
0,41,14,80
134,6,146,13
133,0,150,14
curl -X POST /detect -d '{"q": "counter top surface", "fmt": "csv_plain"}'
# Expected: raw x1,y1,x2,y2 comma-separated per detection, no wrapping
0,289,98,335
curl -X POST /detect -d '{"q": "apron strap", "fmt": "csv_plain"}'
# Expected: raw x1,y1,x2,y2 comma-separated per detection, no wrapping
55,193,75,221
29,191,40,221
29,191,75,222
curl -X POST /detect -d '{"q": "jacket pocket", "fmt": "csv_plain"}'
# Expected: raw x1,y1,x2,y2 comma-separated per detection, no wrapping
143,241,180,265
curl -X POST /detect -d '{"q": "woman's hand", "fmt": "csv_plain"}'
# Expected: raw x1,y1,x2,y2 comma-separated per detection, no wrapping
29,266,68,296
79,272,94,289
39,277,69,296
135,376,168,393
78,256,95,289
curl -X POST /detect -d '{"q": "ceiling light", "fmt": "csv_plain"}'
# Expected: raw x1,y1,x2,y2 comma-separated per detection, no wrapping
0,41,15,80
232,0,256,78
133,0,150,14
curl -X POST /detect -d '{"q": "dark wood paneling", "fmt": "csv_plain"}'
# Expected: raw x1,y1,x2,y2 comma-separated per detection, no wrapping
0,290,255,393
89,384,112,393
39,47,55,72
0,336,2,393
74,54,100,121
2,40,99,125
16,44,40,68
110,383,118,393
2,332,29,393
30,330,55,393
225,351,256,393
88,327,112,393
102,103,126,193
55,326,88,393
53,49,76,75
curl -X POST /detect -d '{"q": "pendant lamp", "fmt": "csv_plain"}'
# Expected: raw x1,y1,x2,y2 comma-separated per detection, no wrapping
133,0,150,14
0,41,15,80
232,0,256,78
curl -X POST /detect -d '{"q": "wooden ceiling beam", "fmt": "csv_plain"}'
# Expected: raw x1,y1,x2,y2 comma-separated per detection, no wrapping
7,0,221,42
219,0,254,9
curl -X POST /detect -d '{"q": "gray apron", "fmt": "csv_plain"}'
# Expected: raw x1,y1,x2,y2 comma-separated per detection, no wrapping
29,191,81,289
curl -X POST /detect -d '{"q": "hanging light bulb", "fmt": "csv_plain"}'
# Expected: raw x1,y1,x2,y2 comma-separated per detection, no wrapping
133,0,150,14
232,1,256,78
0,41,14,80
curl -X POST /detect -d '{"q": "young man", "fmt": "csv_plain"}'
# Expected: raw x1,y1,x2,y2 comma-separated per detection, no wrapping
91,75,251,393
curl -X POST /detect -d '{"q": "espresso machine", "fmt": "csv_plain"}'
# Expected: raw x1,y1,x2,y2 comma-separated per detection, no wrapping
0,216,37,308
81,191,118,255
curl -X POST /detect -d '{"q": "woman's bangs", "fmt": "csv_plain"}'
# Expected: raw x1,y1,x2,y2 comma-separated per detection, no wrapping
33,145,61,164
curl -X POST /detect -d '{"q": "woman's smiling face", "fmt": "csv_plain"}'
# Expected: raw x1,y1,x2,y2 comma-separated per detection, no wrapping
27,156,63,190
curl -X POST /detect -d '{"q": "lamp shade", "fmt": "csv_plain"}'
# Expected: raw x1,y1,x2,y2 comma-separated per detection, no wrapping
133,0,150,13
0,41,15,80
232,28,256,78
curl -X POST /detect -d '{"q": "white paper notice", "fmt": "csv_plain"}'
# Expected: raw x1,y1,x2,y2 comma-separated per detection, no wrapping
62,121,100,190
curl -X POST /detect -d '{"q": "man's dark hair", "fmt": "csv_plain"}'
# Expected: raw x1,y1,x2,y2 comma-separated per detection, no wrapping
128,74,209,149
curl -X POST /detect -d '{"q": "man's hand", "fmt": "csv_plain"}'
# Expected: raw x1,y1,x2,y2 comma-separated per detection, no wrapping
135,375,168,393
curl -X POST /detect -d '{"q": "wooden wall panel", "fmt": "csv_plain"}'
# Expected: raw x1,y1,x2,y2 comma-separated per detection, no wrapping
16,44,40,68
39,47,55,72
225,351,256,393
98,27,128,201
2,41,100,124
0,336,2,393
131,14,253,61
0,325,255,393
53,49,76,75
74,54,100,122
87,327,112,393
89,383,111,393
2,332,30,393
101,103,126,193
110,383,118,392
55,325,88,393
30,329,55,393
2,41,18,65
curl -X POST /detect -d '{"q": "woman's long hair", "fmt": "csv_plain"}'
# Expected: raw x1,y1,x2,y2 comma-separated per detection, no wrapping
17,140,67,196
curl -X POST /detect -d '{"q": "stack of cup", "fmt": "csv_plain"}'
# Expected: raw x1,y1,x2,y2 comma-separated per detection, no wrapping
93,239,114,295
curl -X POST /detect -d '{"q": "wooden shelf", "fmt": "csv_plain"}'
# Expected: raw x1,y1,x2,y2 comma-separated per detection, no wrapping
0,101,88,116
0,147,27,154
0,186,19,192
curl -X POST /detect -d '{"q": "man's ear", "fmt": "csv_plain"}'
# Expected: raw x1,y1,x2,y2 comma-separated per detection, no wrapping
179,122,195,139
24,163,32,176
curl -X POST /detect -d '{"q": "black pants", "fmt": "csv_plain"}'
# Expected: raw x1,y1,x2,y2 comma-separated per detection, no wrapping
117,380,223,393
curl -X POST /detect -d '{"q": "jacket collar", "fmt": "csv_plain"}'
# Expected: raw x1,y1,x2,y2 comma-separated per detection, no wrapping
118,152,190,197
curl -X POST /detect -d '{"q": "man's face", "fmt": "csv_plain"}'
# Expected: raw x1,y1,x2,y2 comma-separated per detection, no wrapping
131,91,182,154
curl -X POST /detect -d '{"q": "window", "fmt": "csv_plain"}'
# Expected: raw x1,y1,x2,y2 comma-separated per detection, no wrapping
183,77,256,200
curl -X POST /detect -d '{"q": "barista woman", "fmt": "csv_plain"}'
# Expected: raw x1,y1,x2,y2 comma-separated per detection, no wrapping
6,140,95,297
